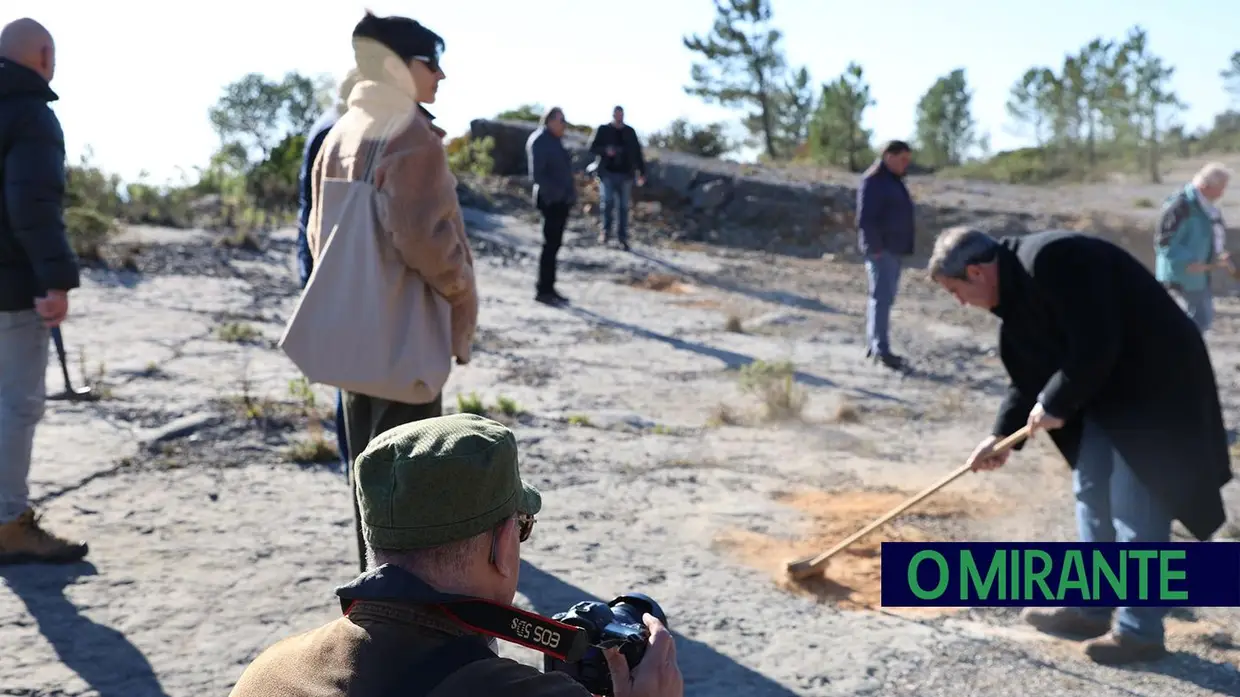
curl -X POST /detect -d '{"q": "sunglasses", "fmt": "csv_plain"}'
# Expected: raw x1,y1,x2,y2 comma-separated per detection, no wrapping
516,512,536,543
410,54,441,73
489,513,536,564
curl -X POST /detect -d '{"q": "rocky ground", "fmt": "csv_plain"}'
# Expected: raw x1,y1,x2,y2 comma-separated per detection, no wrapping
2,191,1239,697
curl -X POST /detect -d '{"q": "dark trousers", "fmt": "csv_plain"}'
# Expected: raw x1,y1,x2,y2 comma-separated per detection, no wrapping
343,390,443,572
537,199,570,295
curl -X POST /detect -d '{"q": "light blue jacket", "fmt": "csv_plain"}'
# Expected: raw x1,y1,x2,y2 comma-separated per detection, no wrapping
1154,184,1216,292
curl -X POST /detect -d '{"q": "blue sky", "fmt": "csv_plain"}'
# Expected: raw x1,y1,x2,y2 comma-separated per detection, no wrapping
7,0,1239,184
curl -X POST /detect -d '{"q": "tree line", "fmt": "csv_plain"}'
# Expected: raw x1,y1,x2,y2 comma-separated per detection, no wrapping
672,0,1240,183
65,70,336,257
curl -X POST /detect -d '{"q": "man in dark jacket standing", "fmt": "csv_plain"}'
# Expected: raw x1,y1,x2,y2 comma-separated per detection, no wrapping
855,140,915,370
929,226,1233,665
588,105,645,251
526,106,576,306
0,18,89,564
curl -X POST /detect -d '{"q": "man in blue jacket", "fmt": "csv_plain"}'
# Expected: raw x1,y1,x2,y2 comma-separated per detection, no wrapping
855,140,915,370
0,18,89,564
1154,162,1233,334
526,106,576,305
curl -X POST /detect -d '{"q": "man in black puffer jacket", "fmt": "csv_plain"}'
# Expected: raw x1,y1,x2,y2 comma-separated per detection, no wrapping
0,17,88,565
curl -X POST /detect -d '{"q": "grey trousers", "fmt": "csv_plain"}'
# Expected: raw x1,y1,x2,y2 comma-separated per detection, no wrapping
1170,286,1213,334
0,310,49,521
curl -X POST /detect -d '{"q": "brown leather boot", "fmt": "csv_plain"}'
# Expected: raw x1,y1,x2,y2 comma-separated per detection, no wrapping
1019,607,1112,639
0,509,89,564
1082,631,1168,665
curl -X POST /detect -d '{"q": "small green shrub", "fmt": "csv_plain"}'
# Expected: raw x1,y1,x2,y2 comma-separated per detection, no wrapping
64,206,120,261
447,135,495,177
456,391,486,415
737,360,807,421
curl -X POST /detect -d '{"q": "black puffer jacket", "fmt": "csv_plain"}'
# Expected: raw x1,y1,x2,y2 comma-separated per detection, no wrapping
0,59,79,311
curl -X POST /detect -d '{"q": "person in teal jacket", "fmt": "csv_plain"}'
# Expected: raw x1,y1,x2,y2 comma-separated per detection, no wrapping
1154,162,1233,333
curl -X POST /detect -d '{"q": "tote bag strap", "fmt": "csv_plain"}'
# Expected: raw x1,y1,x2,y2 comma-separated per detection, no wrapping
359,108,419,185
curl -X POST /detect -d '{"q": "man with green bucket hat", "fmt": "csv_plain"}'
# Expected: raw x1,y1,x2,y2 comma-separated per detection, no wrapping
229,413,683,697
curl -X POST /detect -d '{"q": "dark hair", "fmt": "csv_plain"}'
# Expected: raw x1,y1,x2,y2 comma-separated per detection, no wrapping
541,106,564,127
351,11,445,81
863,139,912,176
880,139,911,156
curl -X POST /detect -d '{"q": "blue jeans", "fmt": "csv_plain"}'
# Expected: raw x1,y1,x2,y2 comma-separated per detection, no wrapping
1170,286,1212,333
335,389,349,472
864,253,902,355
599,172,633,242
1073,418,1172,643
296,226,313,289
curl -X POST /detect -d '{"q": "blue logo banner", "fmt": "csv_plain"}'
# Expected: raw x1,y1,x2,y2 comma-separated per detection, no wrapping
879,542,1240,607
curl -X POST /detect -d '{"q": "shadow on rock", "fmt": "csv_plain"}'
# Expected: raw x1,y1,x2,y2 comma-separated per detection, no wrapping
1137,650,1240,693
518,560,799,697
629,248,841,316
565,305,902,404
1,561,170,697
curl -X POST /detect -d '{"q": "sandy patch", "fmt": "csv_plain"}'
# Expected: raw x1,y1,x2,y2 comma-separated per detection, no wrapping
715,489,996,617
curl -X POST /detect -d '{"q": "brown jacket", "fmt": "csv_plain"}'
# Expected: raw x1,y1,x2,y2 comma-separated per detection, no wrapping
307,79,477,365
227,601,590,697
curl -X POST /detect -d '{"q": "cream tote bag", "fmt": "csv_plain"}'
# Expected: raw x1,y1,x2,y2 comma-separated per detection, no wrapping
279,133,453,405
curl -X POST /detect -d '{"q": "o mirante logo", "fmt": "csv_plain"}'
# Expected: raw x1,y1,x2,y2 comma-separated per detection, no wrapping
879,542,1240,607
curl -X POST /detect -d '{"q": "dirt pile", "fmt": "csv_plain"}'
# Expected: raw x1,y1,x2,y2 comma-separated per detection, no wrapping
625,272,699,294
715,489,993,614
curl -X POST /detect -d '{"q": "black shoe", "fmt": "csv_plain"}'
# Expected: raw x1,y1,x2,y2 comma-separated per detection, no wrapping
551,291,570,305
620,241,632,252
870,351,906,370
535,292,565,306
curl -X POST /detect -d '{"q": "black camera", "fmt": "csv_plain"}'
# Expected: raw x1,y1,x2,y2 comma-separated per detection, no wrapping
543,594,668,696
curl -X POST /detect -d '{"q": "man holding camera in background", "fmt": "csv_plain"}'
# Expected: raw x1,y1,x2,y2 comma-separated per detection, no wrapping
227,413,683,697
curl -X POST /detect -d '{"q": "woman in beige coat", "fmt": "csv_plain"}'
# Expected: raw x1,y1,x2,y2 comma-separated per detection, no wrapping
306,12,478,571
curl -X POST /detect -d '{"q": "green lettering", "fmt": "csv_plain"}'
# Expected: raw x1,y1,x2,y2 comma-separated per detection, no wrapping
1023,550,1054,600
1057,550,1091,601
1009,546,1019,600
908,551,949,600
962,550,1004,600
1159,550,1188,601
1129,550,1158,600
1092,549,1126,600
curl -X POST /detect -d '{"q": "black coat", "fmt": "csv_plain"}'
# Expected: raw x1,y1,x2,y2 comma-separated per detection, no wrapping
0,59,79,311
588,123,645,178
990,230,1232,541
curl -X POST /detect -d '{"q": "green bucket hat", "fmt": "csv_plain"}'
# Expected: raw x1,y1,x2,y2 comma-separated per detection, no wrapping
353,413,542,550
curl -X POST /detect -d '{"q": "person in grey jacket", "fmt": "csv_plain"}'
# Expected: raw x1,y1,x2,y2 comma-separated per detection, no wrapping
525,107,576,306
